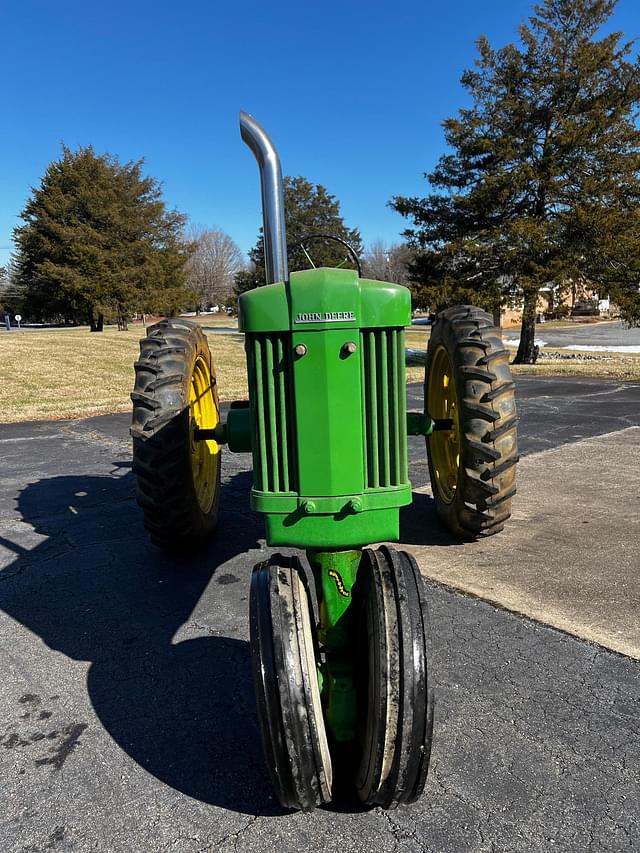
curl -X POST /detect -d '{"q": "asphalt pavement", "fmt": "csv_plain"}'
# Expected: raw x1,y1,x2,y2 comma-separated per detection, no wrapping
1,376,639,852
502,320,640,350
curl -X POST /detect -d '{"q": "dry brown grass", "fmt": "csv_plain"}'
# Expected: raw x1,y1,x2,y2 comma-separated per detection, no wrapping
511,352,640,380
1,323,637,424
178,313,238,327
0,325,248,423
404,326,640,381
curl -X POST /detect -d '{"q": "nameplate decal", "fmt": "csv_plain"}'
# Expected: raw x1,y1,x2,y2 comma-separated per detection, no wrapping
295,311,355,323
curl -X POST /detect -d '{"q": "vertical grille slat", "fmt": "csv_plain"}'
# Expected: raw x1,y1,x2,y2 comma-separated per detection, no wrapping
361,334,369,487
361,327,407,490
252,336,269,490
379,331,390,487
397,329,408,484
389,329,400,485
264,336,280,492
247,332,297,494
275,335,290,492
246,338,260,489
366,330,380,488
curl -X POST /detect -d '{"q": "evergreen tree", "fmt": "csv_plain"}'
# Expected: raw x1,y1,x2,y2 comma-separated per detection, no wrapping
14,146,193,331
392,0,640,362
235,175,363,298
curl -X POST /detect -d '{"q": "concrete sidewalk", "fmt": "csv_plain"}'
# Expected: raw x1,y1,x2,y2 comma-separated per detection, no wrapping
402,426,640,659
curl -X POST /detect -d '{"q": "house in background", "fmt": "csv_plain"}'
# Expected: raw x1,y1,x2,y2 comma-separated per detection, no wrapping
500,279,610,327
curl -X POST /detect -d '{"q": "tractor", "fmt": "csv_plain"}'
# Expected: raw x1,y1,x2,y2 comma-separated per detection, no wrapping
130,112,518,811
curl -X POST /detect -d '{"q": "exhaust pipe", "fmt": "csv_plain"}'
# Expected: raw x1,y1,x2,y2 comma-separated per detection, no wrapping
239,111,288,285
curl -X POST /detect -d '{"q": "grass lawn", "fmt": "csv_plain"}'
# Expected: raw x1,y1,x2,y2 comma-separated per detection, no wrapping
405,327,640,382
1,322,638,423
0,324,247,422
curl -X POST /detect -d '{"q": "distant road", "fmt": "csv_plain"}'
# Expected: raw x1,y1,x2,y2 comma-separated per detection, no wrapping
503,320,640,352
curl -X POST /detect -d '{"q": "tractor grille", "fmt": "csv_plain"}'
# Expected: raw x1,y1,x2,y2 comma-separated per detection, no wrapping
360,328,408,489
246,332,298,493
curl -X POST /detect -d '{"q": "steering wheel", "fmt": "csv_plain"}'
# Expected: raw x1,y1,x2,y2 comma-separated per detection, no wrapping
293,233,363,278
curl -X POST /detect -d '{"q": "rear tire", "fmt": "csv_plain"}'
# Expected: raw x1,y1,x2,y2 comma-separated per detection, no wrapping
130,318,220,551
425,305,518,539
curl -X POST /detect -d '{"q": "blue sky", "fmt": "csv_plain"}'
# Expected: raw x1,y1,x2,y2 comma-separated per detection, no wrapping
1,0,638,266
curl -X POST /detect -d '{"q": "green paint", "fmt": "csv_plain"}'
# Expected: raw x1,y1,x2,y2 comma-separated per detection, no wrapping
262,504,405,549
292,328,364,496
309,549,362,742
309,549,361,647
225,405,252,452
406,411,435,436
238,281,290,332
324,657,357,742
239,268,410,333
239,267,412,551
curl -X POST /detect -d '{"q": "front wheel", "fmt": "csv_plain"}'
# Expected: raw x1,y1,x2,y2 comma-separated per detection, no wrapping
352,546,434,808
425,305,518,539
250,556,333,811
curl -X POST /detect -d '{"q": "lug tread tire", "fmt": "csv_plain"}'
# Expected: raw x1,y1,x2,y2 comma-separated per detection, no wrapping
425,305,518,539
130,318,220,551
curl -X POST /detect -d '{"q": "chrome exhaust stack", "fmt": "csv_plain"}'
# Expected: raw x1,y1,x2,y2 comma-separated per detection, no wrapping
239,111,288,285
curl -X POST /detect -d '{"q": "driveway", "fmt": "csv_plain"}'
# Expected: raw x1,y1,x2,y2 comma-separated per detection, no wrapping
0,376,638,852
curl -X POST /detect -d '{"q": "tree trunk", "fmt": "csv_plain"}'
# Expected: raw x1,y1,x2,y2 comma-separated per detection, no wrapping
89,312,104,332
513,292,538,364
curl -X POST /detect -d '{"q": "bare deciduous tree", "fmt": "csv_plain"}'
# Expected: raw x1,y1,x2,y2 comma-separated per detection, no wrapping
361,240,413,284
185,225,244,310
0,257,26,316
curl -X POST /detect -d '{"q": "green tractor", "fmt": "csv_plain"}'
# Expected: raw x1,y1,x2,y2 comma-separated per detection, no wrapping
130,113,518,811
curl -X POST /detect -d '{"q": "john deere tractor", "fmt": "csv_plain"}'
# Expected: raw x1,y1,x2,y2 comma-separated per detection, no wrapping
130,113,518,811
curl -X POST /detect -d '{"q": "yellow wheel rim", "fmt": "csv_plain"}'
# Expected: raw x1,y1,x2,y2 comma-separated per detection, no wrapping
427,346,460,504
188,355,219,513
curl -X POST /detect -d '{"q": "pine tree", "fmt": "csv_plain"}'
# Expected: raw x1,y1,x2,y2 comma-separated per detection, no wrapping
392,0,640,362
14,146,193,330
235,175,363,297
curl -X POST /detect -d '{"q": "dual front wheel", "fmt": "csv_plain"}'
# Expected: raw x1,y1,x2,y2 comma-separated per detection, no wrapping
250,547,434,811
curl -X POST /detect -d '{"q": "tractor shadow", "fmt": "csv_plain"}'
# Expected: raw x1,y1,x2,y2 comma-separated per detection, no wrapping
400,437,462,547
399,491,463,547
0,461,287,816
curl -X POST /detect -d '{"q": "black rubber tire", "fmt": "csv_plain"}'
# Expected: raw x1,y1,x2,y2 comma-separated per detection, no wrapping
130,318,220,551
425,305,518,539
250,555,333,812
353,546,434,809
